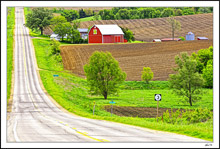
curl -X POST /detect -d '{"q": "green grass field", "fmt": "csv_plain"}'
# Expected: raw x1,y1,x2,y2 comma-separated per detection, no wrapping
7,7,15,103
31,37,213,141
75,15,101,22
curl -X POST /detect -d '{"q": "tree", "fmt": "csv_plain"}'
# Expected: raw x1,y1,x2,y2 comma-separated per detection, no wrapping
50,38,60,55
169,52,204,106
79,9,86,18
25,7,53,35
61,9,79,22
99,9,115,20
120,27,135,42
202,60,213,88
161,8,174,17
50,16,67,30
141,67,154,84
167,16,181,40
72,20,81,29
116,9,130,19
182,8,195,15
67,25,81,43
175,9,183,16
191,46,213,73
84,51,126,99
54,22,71,41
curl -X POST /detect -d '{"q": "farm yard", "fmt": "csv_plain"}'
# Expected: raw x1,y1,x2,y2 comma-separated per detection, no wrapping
61,40,213,81
80,13,213,42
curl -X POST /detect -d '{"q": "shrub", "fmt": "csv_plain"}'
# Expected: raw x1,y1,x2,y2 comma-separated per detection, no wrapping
50,39,61,55
141,67,154,84
179,36,185,41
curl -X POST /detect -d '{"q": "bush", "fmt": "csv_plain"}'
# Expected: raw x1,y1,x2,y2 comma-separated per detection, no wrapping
179,36,185,41
141,67,154,84
159,108,213,124
50,39,61,55
202,60,213,88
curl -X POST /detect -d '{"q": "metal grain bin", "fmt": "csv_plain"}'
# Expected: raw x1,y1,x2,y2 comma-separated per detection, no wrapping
186,32,195,40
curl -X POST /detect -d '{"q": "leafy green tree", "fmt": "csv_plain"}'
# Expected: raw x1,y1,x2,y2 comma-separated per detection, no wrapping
99,9,115,20
161,8,174,17
61,9,79,22
183,8,195,15
50,38,60,55
84,8,94,17
50,16,67,30
169,52,204,106
79,9,86,18
25,7,53,35
116,9,130,19
67,25,81,43
54,22,71,41
120,27,135,42
141,67,154,84
175,9,183,16
84,51,126,99
202,60,213,88
191,46,213,73
167,16,181,40
72,20,81,29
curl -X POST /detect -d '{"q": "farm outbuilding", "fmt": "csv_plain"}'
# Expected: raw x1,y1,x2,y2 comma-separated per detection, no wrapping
88,24,124,44
161,38,181,42
186,32,195,40
153,39,161,42
77,28,88,40
197,37,208,40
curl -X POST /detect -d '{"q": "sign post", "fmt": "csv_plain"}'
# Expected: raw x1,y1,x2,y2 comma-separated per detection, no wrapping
109,100,116,117
155,94,161,122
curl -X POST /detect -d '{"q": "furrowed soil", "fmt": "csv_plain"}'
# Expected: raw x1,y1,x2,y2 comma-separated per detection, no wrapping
104,105,187,118
80,13,213,42
60,40,213,81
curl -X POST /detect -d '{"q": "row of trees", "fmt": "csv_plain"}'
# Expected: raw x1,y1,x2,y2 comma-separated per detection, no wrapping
98,7,213,20
51,7,212,22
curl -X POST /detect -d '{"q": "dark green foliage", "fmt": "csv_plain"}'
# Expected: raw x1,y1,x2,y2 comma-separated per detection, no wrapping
25,7,53,35
79,9,86,18
120,26,135,42
169,52,204,106
84,51,126,99
191,46,213,88
67,26,81,44
182,8,195,15
159,108,212,124
99,9,115,20
202,60,213,88
161,8,174,17
116,9,130,19
61,9,79,22
53,22,71,41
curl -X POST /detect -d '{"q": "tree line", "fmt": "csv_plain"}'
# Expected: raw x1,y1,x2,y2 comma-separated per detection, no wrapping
50,7,212,22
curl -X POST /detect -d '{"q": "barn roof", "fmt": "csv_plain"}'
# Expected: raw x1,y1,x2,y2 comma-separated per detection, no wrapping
94,24,124,35
77,28,88,33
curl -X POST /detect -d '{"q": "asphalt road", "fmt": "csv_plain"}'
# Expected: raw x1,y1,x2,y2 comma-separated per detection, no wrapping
7,7,209,143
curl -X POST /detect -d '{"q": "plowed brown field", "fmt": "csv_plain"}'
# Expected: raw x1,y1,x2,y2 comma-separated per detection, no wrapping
61,40,213,81
80,13,213,42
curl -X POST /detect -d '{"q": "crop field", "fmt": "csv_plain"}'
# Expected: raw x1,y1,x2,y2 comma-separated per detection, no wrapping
80,13,213,42
61,40,213,81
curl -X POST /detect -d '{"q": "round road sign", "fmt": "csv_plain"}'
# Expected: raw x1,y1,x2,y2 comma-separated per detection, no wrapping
155,94,161,101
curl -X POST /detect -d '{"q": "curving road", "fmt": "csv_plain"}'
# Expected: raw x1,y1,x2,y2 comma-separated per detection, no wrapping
7,7,209,143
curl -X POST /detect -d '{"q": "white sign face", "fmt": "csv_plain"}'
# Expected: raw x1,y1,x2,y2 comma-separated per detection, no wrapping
155,94,161,101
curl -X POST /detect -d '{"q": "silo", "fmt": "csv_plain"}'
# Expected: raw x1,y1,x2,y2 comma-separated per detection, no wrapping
186,32,195,40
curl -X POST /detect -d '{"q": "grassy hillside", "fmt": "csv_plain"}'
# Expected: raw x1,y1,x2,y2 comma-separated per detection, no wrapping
7,7,15,103
31,37,213,141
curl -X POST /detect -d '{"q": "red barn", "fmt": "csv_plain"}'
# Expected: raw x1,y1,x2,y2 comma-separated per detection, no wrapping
88,25,124,44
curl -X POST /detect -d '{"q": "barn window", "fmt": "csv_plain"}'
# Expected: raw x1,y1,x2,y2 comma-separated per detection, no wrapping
93,29,97,34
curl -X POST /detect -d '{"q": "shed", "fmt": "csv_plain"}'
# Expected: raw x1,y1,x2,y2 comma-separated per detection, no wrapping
197,37,208,40
88,24,124,44
186,32,195,40
153,39,161,42
50,32,67,41
77,28,88,40
161,38,181,42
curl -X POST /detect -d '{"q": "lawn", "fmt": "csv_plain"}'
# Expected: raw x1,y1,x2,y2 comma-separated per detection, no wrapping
75,15,101,22
7,7,15,103
31,37,213,141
